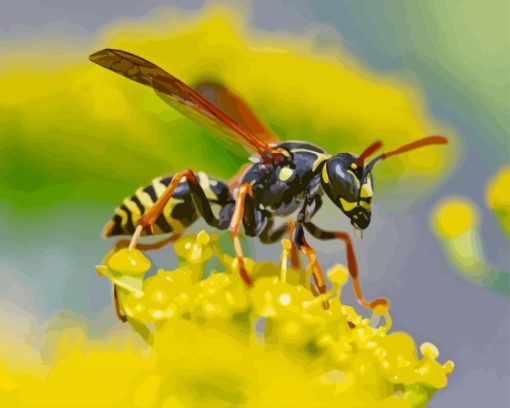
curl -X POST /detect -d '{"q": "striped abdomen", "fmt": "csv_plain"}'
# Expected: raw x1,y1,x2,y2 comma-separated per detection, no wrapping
103,172,231,237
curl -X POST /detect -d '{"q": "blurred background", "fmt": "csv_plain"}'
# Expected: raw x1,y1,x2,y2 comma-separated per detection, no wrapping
0,1,508,406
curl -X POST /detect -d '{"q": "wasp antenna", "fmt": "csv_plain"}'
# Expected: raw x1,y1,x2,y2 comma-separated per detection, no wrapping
356,140,383,167
365,135,448,172
381,135,448,161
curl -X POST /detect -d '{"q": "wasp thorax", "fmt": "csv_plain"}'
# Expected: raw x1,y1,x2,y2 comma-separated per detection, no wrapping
321,153,374,230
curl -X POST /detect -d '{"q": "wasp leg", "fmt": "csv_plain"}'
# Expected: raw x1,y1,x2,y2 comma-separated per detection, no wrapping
129,169,222,250
115,234,182,251
293,223,328,296
291,194,323,271
113,285,127,323
303,222,389,311
229,183,257,286
292,193,329,302
287,221,302,270
259,218,287,244
258,219,302,269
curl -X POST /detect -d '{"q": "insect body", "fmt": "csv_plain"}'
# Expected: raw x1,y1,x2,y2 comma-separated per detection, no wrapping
104,172,234,238
90,48,448,319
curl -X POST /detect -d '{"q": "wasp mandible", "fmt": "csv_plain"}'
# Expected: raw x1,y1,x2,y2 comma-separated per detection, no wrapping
90,49,448,318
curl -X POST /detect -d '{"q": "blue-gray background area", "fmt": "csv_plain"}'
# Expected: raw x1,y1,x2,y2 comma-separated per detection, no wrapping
1,1,509,407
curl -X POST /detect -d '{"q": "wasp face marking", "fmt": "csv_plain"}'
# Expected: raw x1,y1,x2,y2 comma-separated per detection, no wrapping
321,154,374,230
358,172,373,212
359,200,371,210
360,174,373,199
339,198,357,212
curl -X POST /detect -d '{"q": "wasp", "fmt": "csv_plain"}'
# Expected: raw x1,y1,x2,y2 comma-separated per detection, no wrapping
90,49,448,320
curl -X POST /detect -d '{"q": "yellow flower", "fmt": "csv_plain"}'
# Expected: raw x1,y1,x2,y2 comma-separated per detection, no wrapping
94,232,453,407
0,232,453,407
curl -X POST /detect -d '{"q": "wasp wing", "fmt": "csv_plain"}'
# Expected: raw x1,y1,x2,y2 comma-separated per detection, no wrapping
191,81,283,187
193,81,280,147
89,48,282,162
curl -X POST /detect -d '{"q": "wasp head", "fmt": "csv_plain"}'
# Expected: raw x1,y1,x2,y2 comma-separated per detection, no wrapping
320,136,448,231
321,153,374,230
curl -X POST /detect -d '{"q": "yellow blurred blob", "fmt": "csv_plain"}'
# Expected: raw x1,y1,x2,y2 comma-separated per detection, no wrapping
431,196,510,293
486,166,510,209
486,166,510,237
328,264,349,287
433,198,478,238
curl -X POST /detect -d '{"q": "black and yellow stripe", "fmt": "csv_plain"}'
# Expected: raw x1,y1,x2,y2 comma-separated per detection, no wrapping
103,172,231,238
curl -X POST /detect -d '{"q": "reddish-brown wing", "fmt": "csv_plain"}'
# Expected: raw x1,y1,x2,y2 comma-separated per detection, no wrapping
192,81,283,188
193,81,280,147
89,48,283,162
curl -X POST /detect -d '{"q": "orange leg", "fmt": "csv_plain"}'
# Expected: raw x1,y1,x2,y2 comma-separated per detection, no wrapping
304,222,389,310
299,238,328,295
292,222,329,305
228,183,254,286
128,169,198,250
115,234,182,251
334,231,388,310
299,238,330,309
287,221,302,270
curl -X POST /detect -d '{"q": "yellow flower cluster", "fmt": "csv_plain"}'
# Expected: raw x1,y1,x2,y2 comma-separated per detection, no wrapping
0,231,453,407
92,231,453,407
